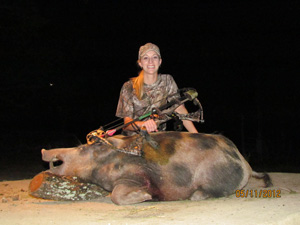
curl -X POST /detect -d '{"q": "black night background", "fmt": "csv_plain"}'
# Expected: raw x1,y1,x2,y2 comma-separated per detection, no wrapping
1,0,299,180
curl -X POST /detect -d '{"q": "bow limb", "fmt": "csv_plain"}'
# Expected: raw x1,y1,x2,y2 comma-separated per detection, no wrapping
174,110,202,122
154,97,204,127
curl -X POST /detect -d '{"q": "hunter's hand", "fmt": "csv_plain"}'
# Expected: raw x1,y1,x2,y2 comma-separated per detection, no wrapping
142,119,158,133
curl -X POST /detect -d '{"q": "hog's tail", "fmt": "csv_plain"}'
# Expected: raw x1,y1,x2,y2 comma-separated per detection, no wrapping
251,171,273,187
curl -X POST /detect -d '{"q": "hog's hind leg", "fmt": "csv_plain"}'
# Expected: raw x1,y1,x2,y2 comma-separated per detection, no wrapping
111,182,152,205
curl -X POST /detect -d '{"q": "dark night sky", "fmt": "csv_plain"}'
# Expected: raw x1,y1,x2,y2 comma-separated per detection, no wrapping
1,0,299,174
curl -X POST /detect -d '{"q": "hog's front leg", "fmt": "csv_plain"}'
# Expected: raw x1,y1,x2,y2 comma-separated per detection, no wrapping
111,180,152,205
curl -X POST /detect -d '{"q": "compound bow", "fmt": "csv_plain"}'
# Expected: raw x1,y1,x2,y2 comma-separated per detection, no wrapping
86,88,204,146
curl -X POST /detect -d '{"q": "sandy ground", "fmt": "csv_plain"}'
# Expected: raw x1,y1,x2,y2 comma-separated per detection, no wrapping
1,173,300,225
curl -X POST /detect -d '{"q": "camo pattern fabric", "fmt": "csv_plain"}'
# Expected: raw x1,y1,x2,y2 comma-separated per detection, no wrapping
116,74,180,135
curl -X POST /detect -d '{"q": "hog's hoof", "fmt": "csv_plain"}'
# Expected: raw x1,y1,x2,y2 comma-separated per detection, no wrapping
190,190,210,201
111,184,152,205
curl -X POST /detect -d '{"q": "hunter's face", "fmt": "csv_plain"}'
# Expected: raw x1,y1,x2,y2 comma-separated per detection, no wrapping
138,50,162,76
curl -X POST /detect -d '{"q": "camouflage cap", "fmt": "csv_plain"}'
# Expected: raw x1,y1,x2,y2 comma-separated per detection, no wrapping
138,43,161,59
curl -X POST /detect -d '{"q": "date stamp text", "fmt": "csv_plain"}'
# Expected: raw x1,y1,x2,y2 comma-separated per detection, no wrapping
235,189,281,198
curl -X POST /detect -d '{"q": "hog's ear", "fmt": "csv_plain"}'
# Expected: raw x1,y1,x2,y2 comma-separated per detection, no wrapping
107,135,136,149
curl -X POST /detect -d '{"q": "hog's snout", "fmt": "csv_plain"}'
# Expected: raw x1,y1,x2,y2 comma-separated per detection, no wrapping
41,149,55,162
41,148,65,172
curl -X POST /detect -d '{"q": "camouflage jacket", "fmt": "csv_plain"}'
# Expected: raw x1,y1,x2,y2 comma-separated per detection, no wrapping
116,74,180,135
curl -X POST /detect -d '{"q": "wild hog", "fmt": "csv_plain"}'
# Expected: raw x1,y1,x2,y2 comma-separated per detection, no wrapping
41,131,271,205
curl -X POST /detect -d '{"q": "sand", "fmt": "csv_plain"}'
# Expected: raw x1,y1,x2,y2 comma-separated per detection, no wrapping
1,173,300,225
